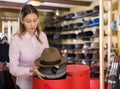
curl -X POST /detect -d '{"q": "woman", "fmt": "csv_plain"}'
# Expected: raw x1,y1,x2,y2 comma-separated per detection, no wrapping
9,4,49,89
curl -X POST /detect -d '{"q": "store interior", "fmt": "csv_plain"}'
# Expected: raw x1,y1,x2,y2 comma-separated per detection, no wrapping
0,0,120,89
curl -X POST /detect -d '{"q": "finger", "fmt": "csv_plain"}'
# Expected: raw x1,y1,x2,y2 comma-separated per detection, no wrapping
34,66,39,69
36,70,44,77
38,75,44,80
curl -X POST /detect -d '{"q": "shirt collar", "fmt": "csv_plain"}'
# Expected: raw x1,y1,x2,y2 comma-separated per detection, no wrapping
24,31,37,39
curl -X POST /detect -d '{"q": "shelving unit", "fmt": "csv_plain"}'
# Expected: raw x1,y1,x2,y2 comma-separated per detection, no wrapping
99,0,105,88
118,0,120,55
100,0,119,89
43,1,119,89
44,1,120,88
44,6,100,79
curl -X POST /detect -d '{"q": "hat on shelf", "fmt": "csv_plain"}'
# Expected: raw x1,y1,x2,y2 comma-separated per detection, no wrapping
62,25,69,31
90,42,99,49
93,28,99,36
44,18,55,24
54,16,64,23
67,33,77,39
92,52,99,60
65,44,75,49
67,23,74,30
88,18,99,27
0,34,7,41
51,44,63,49
56,26,63,32
61,34,68,39
77,53,85,59
47,34,54,40
66,53,76,64
81,18,93,28
84,10,94,17
75,44,84,49
83,42,91,49
91,65,99,73
75,11,86,18
79,31,93,40
34,47,67,67
44,26,56,31
91,5,99,16
53,33,61,40
56,44,63,49
73,22,83,29
61,33,77,39
85,53,93,60
111,21,117,30
75,9,95,18
67,53,76,60
63,13,75,20
49,26,57,31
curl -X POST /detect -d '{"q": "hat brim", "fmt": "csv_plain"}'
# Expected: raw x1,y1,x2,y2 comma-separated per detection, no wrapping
91,12,99,16
34,56,67,67
88,23,99,27
85,12,94,17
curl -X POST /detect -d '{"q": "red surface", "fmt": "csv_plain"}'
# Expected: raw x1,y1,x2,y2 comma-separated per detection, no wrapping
33,77,73,89
90,78,100,89
67,64,90,77
67,64,90,89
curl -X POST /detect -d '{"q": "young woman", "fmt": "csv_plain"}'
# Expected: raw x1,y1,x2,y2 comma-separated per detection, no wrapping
9,4,49,89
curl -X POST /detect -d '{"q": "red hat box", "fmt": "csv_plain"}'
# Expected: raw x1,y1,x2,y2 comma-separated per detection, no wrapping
33,75,73,89
67,64,90,89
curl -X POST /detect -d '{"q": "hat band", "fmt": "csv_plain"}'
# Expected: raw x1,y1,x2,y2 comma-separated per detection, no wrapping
40,59,61,65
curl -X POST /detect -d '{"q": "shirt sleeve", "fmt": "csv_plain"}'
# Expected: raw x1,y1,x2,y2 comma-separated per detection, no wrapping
9,36,32,76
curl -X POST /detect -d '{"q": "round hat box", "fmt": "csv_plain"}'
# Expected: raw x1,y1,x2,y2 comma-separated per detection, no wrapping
33,75,72,89
90,78,108,89
67,64,90,89
33,65,90,89
90,78,100,89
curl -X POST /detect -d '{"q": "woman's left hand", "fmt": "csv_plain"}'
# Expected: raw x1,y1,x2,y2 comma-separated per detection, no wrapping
30,66,44,79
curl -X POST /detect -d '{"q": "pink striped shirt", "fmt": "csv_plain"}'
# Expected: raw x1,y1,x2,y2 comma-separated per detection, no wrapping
9,31,49,89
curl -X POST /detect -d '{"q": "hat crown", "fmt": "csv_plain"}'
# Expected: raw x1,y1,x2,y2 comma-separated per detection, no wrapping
40,47,61,62
34,47,66,67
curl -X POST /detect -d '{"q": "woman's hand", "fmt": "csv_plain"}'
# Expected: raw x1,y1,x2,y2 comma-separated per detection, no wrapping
30,66,44,79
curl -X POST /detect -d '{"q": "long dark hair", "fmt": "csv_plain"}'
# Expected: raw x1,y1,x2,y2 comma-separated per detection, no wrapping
18,4,42,43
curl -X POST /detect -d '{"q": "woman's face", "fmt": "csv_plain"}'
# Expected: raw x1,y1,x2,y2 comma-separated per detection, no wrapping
22,13,39,35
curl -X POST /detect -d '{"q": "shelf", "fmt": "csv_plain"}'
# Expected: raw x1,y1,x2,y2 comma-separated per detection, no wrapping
111,48,118,50
44,5,101,81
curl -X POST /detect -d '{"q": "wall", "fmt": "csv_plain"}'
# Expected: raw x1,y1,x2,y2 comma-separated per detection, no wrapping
0,9,54,32
62,0,99,15
0,11,19,32
0,0,118,41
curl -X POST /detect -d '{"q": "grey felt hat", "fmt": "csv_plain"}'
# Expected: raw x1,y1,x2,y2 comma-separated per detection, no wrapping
38,63,67,79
